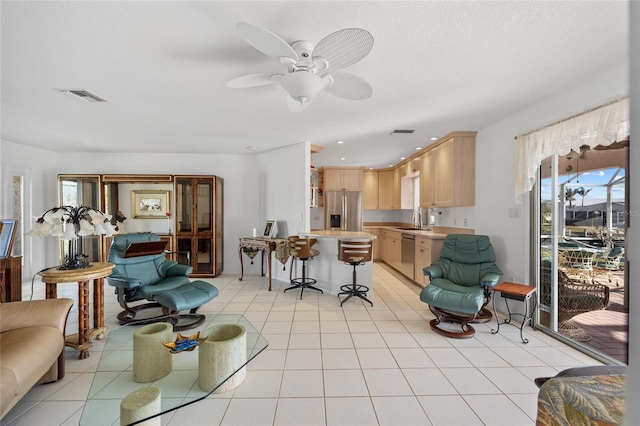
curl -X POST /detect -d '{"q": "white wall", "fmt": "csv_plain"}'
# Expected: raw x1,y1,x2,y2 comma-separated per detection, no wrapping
258,142,308,282
441,63,628,285
1,140,59,276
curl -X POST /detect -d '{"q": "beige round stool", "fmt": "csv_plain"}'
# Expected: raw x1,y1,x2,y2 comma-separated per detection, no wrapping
133,323,173,383
198,323,247,393
120,386,161,426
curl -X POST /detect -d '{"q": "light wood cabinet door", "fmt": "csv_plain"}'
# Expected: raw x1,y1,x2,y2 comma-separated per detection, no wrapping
419,133,475,208
323,169,343,191
434,142,455,207
378,170,394,209
363,171,379,209
381,229,401,269
414,236,444,286
341,169,363,191
393,168,402,209
323,168,363,191
420,151,435,208
414,236,432,286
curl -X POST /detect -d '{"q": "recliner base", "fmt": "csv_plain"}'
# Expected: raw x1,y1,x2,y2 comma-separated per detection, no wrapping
428,305,493,339
115,302,206,331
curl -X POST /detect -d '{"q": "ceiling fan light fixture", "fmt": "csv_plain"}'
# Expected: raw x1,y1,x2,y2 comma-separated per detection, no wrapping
280,71,325,103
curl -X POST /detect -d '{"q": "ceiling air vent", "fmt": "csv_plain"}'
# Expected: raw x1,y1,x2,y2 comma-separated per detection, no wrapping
391,129,414,134
57,89,107,103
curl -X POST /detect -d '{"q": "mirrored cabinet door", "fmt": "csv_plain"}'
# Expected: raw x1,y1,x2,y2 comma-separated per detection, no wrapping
58,175,102,264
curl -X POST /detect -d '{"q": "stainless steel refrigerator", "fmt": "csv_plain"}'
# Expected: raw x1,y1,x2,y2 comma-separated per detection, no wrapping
325,191,363,231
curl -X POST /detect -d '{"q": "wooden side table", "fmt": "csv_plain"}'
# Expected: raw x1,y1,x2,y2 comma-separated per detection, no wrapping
39,262,115,359
491,282,537,344
0,256,22,302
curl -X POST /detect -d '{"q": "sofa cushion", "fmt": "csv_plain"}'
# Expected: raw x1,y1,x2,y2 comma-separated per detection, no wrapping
0,326,64,396
0,367,18,416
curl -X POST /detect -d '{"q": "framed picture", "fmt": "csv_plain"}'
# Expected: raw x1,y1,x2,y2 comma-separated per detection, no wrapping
262,220,277,238
132,190,171,219
0,219,18,257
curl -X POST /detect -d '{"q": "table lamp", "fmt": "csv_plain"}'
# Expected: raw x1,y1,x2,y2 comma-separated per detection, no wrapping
27,205,117,269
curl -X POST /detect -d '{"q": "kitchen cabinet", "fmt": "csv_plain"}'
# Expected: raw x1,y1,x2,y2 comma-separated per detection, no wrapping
175,176,224,277
323,167,363,191
414,236,444,286
381,229,401,270
378,170,394,209
363,171,379,209
420,151,435,207
393,168,402,209
420,132,476,208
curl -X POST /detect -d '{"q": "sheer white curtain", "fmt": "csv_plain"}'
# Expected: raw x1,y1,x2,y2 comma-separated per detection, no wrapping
514,97,629,204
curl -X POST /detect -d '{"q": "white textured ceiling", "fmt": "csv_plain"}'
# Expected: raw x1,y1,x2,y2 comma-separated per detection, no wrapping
0,1,629,169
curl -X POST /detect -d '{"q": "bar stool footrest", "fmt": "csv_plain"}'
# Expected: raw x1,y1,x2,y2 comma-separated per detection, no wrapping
339,284,370,294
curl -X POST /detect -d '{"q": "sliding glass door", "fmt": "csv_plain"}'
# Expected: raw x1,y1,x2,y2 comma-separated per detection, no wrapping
534,142,628,364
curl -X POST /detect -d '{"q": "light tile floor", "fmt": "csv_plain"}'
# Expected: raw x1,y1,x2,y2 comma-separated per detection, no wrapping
2,263,602,426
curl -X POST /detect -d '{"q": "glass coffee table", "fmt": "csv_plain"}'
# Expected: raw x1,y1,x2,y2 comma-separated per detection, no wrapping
80,314,268,425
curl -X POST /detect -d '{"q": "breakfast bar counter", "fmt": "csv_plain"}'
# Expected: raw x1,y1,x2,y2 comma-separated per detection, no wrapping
298,230,377,296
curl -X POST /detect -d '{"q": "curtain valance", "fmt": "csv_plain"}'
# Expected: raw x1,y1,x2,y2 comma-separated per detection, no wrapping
514,97,629,204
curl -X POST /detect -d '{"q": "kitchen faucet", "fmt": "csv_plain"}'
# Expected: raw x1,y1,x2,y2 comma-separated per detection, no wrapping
411,209,423,228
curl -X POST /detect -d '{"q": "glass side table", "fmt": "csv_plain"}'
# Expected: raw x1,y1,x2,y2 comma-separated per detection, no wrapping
80,314,268,425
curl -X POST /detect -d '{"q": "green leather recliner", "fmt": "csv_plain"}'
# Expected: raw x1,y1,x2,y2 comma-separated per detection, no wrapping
107,233,219,330
420,234,502,338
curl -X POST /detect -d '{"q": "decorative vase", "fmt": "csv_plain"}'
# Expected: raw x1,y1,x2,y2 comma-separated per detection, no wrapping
133,323,173,383
198,323,247,393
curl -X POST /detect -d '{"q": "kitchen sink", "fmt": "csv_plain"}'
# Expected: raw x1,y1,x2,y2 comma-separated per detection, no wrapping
397,227,424,231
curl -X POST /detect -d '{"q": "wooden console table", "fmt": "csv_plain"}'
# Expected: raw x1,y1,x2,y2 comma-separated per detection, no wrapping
239,238,277,291
39,262,115,359
238,238,290,291
0,256,22,302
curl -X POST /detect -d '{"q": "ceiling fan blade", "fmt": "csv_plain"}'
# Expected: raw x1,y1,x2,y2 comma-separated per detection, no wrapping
226,73,282,88
312,28,373,71
324,72,372,100
236,22,298,64
285,94,310,112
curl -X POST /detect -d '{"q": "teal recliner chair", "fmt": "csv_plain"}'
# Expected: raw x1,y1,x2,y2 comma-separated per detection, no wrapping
420,234,502,338
107,233,219,331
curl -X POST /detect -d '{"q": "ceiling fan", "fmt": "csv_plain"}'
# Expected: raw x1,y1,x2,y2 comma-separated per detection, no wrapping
226,22,374,112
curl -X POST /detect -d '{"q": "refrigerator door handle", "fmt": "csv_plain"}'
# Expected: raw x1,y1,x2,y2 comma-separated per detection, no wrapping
342,194,347,231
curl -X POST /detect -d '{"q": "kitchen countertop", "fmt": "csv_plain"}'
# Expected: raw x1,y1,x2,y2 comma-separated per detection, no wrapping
300,230,378,239
363,225,449,239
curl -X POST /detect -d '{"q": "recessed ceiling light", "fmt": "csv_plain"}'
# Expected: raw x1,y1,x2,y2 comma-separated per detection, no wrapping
400,157,406,160
430,136,438,141
340,157,346,160
245,146,257,151
415,146,422,150
388,164,394,167
336,140,344,144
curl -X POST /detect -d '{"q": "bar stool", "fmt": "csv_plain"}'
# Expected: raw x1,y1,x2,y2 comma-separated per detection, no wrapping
337,239,373,307
284,236,323,299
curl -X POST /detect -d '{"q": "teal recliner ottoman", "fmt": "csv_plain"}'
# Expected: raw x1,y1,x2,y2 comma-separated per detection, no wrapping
107,233,219,330
420,234,502,338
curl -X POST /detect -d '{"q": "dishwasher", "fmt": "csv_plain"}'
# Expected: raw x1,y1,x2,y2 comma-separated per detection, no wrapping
401,233,415,281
